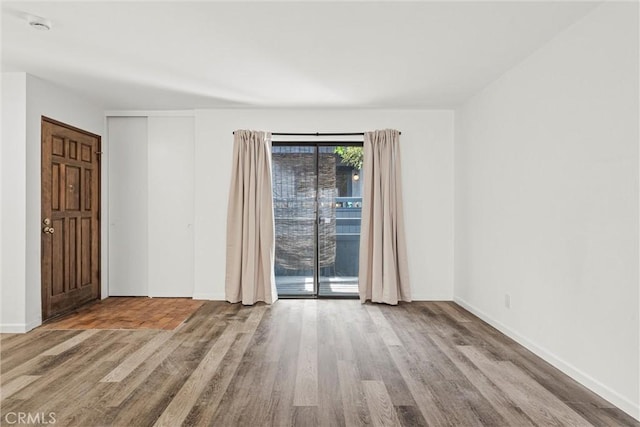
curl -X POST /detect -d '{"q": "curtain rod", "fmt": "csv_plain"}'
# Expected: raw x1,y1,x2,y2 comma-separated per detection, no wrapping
232,131,401,136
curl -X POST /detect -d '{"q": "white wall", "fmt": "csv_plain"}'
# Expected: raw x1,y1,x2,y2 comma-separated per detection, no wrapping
1,73,27,332
0,73,105,332
107,115,195,297
108,117,148,296
193,109,454,301
454,2,639,418
0,78,2,332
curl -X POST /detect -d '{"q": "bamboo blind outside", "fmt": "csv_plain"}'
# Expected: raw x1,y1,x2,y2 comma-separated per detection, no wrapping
272,150,337,270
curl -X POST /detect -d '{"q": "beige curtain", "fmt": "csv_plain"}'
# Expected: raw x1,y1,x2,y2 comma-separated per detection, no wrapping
225,130,278,305
358,129,411,305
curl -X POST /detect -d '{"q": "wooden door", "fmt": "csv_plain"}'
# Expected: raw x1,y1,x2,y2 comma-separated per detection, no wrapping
41,117,101,320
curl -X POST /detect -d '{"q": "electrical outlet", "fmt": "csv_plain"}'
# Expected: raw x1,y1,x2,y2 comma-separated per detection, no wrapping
504,294,511,309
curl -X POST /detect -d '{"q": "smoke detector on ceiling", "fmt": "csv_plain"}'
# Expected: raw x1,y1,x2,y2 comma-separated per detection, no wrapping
27,16,52,31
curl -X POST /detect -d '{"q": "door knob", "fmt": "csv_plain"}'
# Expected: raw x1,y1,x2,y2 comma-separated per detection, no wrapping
43,226,55,234
43,218,51,225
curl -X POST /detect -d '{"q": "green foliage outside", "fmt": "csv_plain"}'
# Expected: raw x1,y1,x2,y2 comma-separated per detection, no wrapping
334,146,363,170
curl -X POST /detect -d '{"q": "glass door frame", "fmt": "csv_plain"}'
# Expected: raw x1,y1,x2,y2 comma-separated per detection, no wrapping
272,140,363,299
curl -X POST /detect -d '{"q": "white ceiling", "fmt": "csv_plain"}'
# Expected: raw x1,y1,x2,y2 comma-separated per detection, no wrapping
2,1,600,110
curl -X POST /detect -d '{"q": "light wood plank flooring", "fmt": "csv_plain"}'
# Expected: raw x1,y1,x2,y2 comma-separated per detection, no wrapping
1,300,637,426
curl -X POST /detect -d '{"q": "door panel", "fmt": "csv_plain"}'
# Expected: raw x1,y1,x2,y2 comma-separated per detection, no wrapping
41,117,101,320
272,146,317,296
318,146,361,297
107,117,148,296
147,116,195,297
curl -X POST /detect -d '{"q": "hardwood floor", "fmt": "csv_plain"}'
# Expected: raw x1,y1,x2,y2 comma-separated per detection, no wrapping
1,300,637,426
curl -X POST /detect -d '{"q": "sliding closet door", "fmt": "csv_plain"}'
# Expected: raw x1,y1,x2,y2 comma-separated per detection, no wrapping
108,117,148,296
272,146,317,296
108,116,195,297
147,117,194,297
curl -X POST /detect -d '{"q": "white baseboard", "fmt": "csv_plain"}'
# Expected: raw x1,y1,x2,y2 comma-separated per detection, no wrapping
148,293,194,298
454,296,640,421
1,323,28,333
411,295,453,301
2,323,28,333
2,318,43,333
25,317,41,332
108,292,148,296
192,293,225,301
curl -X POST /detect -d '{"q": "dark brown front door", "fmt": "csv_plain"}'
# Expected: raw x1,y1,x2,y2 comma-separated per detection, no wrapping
41,117,101,320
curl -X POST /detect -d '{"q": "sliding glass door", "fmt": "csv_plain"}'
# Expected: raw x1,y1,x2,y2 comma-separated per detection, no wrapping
272,144,362,297
272,145,317,296
317,146,361,297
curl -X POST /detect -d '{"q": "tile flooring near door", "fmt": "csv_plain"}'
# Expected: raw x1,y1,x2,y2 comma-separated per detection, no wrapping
1,300,637,426
38,297,204,330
